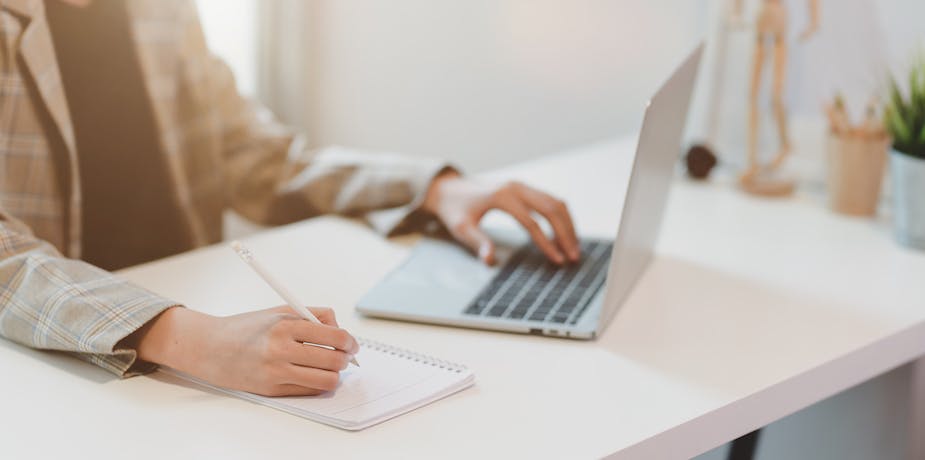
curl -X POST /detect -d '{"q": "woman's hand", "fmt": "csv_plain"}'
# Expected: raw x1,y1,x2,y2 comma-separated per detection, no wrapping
134,306,359,396
421,170,581,265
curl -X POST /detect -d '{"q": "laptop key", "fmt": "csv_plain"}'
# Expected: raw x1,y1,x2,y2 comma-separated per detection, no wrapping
550,313,570,323
468,298,490,315
464,240,613,324
508,309,529,320
529,304,554,320
529,311,549,321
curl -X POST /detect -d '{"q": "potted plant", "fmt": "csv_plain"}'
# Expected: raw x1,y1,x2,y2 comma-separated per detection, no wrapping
885,59,925,250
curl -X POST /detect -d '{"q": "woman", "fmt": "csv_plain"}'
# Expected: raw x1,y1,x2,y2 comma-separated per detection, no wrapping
0,0,580,396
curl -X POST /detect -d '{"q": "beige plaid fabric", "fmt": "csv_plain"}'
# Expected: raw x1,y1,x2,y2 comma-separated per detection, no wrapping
0,0,445,376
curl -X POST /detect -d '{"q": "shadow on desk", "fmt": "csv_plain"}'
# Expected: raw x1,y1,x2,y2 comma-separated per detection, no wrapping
599,255,896,398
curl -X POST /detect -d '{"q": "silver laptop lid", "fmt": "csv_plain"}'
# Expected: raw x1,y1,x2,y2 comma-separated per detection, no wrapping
594,44,703,334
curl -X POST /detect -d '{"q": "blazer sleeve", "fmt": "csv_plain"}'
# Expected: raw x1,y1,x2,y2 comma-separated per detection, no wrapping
181,8,450,234
0,211,179,377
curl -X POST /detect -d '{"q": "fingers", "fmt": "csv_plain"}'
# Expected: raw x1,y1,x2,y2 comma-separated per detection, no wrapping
309,307,339,327
279,364,341,393
266,383,326,397
494,191,565,264
287,320,360,355
429,175,578,266
449,219,496,265
516,187,580,262
268,305,298,315
260,316,352,396
267,305,339,327
286,340,352,371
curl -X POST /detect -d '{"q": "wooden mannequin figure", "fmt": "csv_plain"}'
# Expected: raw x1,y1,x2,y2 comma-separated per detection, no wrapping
734,0,820,196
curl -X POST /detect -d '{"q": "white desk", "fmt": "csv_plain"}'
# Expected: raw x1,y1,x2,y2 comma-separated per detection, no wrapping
3,138,925,459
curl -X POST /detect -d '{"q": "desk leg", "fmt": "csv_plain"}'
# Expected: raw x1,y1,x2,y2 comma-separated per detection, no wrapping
727,429,762,460
909,358,925,460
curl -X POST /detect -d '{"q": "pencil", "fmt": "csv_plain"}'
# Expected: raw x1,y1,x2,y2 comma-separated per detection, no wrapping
230,241,360,367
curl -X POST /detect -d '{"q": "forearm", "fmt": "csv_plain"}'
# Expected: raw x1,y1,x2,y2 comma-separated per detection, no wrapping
228,142,451,229
131,307,214,372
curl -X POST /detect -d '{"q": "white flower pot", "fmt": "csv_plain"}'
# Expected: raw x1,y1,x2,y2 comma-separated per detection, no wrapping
891,150,925,250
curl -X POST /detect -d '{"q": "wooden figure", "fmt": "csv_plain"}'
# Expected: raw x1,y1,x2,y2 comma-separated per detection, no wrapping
734,0,820,196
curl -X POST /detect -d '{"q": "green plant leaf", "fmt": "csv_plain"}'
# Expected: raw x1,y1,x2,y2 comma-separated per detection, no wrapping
886,106,912,145
916,64,925,158
910,64,920,97
889,76,903,107
912,68,925,123
889,78,911,123
886,58,925,159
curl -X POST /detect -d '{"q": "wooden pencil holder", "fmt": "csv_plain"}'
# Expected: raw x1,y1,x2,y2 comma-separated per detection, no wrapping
826,133,890,217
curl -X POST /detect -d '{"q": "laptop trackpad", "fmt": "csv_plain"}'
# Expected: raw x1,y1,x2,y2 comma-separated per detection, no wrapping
358,237,521,317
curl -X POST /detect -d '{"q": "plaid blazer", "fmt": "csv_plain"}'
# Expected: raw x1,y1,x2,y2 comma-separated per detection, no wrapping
0,0,444,376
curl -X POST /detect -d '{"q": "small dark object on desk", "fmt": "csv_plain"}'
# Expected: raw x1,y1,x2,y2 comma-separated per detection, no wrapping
685,144,718,180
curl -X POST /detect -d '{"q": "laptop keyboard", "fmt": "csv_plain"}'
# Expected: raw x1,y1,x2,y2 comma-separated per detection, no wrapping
463,239,612,325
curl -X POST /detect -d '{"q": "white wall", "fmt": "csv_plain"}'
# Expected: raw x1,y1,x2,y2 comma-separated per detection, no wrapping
206,0,925,176
287,0,709,172
878,0,925,79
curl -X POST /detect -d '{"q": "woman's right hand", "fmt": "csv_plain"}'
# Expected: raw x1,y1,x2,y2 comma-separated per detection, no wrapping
134,306,359,396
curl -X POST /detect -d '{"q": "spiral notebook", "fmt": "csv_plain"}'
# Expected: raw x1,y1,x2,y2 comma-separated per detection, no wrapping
160,338,475,430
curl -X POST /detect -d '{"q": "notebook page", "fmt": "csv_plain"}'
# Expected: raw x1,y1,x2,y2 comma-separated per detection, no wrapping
158,338,474,430
330,365,472,429
272,342,454,415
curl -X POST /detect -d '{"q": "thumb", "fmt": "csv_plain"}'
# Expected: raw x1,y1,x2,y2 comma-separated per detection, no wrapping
453,221,496,265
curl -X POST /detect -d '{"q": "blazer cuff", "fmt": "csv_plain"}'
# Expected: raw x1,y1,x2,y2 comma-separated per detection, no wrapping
72,298,181,377
365,163,457,236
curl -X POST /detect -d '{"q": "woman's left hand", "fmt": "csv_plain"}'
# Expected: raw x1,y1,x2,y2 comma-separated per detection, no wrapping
421,170,581,266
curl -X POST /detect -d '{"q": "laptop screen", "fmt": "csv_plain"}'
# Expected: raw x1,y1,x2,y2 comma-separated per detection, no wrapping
595,45,703,334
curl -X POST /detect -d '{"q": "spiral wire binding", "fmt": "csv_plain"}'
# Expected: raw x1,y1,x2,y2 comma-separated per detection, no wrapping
358,337,467,374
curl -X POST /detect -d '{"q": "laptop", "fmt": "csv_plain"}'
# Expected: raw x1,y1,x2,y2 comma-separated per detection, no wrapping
357,45,702,339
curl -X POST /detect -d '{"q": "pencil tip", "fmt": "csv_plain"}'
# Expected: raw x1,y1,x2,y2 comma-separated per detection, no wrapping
230,241,253,261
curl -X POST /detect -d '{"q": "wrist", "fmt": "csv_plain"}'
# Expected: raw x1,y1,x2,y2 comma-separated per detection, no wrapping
422,168,461,215
136,306,213,371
